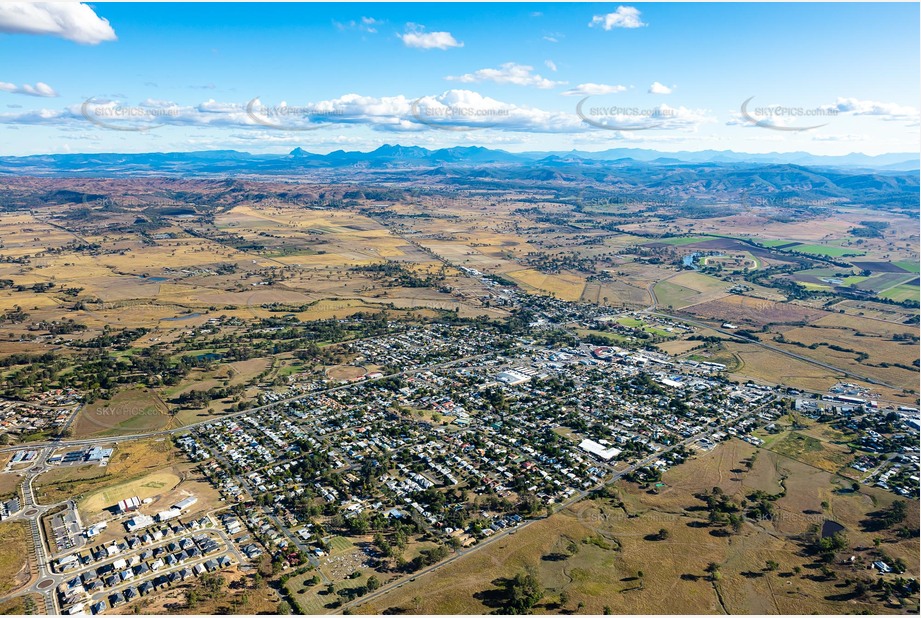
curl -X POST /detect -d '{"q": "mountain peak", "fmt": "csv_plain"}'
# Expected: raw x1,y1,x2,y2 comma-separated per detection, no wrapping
371,144,430,158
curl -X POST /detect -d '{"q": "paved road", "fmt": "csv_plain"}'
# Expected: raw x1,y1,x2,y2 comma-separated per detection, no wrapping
0,352,494,457
341,399,771,614
4,447,59,614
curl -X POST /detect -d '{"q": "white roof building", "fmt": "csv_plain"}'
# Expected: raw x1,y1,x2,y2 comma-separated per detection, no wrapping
172,496,198,511
578,439,622,461
126,514,154,533
157,509,181,522
496,370,530,386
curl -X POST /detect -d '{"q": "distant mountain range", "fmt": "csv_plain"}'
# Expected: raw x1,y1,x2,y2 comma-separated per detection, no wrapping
0,145,916,213
0,144,917,177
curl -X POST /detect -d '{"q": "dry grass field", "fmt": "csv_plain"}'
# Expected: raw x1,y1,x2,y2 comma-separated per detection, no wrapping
34,439,177,504
0,521,31,596
770,317,919,392
582,280,650,307
505,268,586,302
358,438,918,615
326,364,367,381
108,565,281,615
722,341,868,393
683,296,828,326
0,470,23,498
79,470,181,516
73,387,171,438
357,440,918,614
0,594,42,615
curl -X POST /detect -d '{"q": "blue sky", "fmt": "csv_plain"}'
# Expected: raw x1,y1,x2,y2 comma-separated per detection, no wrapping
0,2,918,156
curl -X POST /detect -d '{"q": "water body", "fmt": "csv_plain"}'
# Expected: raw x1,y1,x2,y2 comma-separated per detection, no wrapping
682,253,701,269
162,312,201,322
139,276,168,283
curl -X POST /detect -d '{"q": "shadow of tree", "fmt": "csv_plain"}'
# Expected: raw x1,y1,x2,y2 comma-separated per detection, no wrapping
471,577,515,610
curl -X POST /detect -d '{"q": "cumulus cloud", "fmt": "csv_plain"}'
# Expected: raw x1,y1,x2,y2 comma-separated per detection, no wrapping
589,6,646,30
446,63,564,89
562,83,628,96
399,24,462,49
0,91,581,134
545,60,557,72
407,90,581,132
577,100,714,132
648,82,673,95
824,97,918,120
729,96,919,131
0,90,719,136
0,2,116,44
0,81,58,97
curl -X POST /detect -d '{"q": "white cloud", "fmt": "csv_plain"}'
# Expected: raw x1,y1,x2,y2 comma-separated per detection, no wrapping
578,101,715,132
446,63,564,89
0,81,58,97
0,2,116,44
729,96,919,131
0,91,720,136
335,16,381,33
545,60,557,72
543,33,563,43
562,83,628,96
590,6,646,30
648,82,673,95
825,97,918,120
399,24,462,50
407,90,581,132
0,91,582,134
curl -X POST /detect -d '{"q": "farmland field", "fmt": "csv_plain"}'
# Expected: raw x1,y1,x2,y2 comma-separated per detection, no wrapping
790,243,866,257
683,296,827,326
880,283,920,302
894,260,920,273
